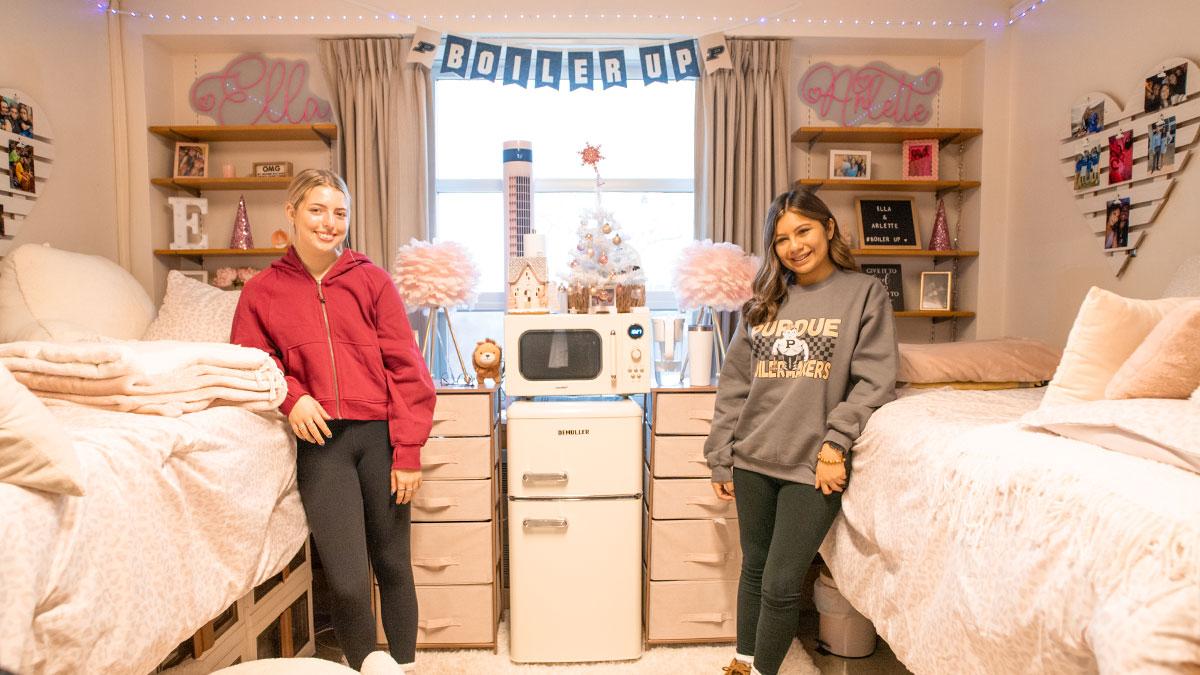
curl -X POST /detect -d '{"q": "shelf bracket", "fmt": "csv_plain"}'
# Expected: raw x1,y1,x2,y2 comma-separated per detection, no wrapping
806,131,824,151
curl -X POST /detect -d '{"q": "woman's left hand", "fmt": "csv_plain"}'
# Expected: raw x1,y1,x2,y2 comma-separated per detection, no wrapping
391,469,422,505
814,443,847,495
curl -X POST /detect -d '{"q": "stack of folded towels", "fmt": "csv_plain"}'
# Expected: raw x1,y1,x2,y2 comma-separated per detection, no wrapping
0,340,286,416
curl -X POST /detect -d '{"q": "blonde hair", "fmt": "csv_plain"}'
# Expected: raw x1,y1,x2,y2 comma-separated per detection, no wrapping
286,169,351,213
743,188,858,327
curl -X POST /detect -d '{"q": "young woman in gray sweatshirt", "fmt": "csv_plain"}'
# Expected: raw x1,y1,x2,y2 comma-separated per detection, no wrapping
707,188,898,675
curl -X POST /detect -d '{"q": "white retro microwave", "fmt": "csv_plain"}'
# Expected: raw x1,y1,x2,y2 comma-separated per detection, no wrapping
503,309,653,397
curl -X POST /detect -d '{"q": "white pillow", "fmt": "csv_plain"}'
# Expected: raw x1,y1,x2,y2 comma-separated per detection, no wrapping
1022,398,1200,475
0,364,85,495
1041,287,1189,407
143,270,241,343
0,243,155,342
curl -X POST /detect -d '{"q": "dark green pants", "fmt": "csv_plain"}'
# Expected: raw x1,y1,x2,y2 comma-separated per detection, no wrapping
733,467,843,675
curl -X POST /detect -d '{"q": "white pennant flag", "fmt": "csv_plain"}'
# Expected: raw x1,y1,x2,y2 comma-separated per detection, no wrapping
407,26,441,68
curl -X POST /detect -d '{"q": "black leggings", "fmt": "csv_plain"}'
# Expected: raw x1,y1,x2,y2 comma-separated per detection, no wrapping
296,420,417,669
733,467,843,675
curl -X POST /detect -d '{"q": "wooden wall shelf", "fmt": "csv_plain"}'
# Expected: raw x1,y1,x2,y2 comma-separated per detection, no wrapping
797,179,981,193
154,248,287,264
853,249,979,258
151,177,292,195
791,126,982,145
149,124,337,144
894,310,976,319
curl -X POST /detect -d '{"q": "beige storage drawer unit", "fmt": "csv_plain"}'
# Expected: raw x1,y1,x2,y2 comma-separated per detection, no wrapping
374,387,501,652
644,386,738,645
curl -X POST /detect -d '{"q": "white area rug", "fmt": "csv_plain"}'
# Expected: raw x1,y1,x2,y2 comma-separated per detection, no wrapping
412,614,821,674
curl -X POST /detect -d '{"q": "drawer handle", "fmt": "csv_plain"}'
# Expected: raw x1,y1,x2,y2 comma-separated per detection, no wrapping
432,410,457,423
413,498,458,509
421,453,458,466
684,499,729,509
687,408,715,422
687,458,709,465
684,553,729,564
413,556,459,568
523,518,568,530
522,472,568,484
419,617,461,631
681,612,730,624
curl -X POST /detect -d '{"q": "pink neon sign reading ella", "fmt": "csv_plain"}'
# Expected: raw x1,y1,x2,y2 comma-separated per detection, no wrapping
189,53,333,126
798,61,942,127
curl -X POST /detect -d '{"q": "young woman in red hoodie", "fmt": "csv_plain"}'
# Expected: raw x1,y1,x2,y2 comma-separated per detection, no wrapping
231,169,436,671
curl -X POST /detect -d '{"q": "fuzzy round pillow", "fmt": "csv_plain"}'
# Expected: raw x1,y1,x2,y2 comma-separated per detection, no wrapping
0,243,155,342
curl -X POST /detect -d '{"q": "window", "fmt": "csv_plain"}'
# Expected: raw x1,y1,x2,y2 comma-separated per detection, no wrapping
434,71,696,305
429,50,696,382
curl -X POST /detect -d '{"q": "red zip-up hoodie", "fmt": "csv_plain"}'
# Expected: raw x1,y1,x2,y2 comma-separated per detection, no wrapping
230,247,436,470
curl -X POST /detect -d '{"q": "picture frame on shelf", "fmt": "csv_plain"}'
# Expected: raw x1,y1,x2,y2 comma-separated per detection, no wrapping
252,161,293,178
856,197,921,249
861,263,905,311
829,149,871,180
173,142,209,178
901,139,938,180
919,271,953,311
178,269,209,284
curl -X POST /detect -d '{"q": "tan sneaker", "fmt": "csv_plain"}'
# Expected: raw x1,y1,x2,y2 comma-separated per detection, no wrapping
722,658,751,675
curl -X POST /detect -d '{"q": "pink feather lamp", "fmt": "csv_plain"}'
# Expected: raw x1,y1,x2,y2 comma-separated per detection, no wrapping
393,239,480,383
673,240,758,364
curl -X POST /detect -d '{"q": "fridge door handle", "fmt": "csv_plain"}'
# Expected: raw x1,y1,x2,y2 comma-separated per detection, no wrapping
522,472,568,484
522,518,568,530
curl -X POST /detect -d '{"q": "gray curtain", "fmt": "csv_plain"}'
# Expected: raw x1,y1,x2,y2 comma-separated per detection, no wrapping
695,38,792,257
319,37,434,267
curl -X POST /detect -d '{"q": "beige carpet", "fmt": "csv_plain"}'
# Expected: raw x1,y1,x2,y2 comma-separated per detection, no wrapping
409,613,822,675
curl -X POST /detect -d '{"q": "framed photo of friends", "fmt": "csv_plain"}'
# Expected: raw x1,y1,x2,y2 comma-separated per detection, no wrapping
173,142,209,179
829,149,871,180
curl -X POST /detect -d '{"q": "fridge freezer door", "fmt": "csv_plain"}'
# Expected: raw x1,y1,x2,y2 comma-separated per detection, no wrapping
508,497,643,663
507,406,644,498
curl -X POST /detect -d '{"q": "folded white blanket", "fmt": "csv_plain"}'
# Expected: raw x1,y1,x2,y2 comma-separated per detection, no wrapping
0,340,286,416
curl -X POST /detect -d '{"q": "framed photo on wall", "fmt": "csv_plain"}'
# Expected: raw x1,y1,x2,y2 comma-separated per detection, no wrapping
901,139,938,180
856,197,921,249
173,142,209,178
829,149,871,180
919,271,953,311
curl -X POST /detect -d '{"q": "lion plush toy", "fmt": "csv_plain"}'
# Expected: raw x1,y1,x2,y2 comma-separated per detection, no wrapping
472,338,502,388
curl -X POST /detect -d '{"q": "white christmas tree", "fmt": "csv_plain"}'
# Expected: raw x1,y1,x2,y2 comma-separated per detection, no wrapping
564,143,646,291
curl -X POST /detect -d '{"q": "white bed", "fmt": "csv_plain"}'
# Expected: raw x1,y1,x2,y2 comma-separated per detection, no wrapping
822,387,1200,674
0,393,307,675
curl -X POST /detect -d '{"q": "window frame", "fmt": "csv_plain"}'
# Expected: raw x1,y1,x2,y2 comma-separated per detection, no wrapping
431,41,695,311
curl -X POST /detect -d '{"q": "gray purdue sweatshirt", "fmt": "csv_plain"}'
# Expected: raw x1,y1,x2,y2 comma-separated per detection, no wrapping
704,269,898,486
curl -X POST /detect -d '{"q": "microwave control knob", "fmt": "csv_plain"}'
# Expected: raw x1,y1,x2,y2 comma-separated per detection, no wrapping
630,348,642,362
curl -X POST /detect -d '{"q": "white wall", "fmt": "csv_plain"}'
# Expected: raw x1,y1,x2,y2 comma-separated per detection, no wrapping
1005,0,1200,346
0,1,117,259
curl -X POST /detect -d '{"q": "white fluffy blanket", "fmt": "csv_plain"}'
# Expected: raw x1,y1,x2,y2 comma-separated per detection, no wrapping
822,388,1200,674
0,340,285,416
0,402,307,675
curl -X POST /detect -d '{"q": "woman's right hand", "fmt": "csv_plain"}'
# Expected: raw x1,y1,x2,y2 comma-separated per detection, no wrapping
289,395,332,445
712,481,735,502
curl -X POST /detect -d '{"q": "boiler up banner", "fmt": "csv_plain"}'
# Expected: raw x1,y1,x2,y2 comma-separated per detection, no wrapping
405,27,732,89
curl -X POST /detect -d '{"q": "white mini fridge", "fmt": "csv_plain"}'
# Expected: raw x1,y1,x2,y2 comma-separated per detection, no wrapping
506,398,644,663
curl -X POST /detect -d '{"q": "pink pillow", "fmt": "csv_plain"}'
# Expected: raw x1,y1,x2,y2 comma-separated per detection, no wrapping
897,338,1061,384
1106,300,1200,399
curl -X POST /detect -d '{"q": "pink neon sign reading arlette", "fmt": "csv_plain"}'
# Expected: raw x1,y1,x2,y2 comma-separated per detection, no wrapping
798,61,942,127
189,53,332,126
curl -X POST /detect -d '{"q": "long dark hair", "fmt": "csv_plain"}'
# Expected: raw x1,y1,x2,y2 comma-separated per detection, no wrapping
742,188,857,327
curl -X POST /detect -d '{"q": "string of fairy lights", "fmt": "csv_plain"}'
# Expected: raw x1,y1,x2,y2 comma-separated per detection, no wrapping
94,0,1053,31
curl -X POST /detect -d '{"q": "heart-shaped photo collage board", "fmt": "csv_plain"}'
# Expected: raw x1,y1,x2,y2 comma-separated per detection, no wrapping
1059,57,1197,276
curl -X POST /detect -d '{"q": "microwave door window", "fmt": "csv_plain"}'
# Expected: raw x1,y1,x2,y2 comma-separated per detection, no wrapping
518,329,603,380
